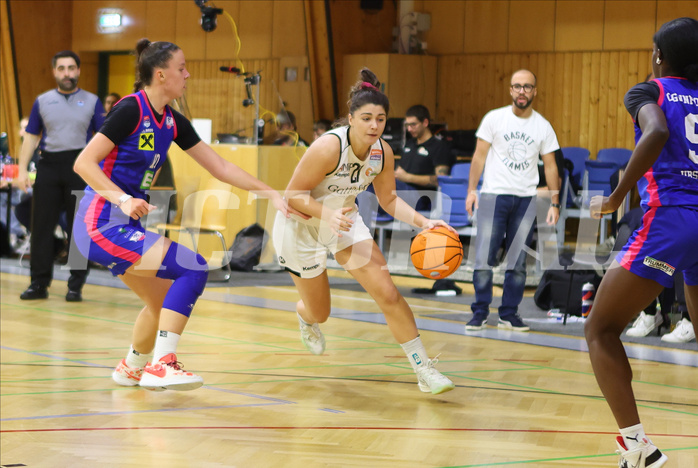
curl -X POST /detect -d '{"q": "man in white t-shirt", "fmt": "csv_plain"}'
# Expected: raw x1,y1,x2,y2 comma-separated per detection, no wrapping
464,69,561,332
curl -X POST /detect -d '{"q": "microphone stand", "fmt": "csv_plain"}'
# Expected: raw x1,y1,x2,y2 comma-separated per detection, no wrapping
243,72,262,145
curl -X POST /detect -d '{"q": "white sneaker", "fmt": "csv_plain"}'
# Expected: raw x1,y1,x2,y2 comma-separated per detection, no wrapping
661,318,696,343
298,313,325,355
416,355,455,395
616,436,667,468
112,359,145,387
626,312,663,337
139,353,203,391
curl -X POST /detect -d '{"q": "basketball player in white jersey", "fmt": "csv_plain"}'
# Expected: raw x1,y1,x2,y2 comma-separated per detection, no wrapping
272,68,456,395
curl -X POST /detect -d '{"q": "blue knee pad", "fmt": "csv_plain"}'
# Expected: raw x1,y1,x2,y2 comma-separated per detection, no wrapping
156,242,209,317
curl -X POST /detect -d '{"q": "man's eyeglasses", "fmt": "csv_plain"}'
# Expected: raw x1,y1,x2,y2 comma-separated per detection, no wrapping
511,84,535,93
405,122,421,128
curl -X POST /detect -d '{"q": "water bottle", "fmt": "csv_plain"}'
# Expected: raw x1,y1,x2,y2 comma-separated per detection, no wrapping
581,282,595,318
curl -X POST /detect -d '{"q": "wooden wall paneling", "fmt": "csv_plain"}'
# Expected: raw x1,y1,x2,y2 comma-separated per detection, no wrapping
435,56,458,128
508,0,555,53
145,0,178,42
1,0,20,154
463,56,479,128
237,1,273,60
605,52,620,150
272,0,307,58
567,53,583,149
598,52,612,153
614,52,630,148
10,0,72,118
77,52,100,98
72,0,148,52
387,55,437,119
304,0,327,120
587,52,601,157
536,53,551,119
603,1,657,50
299,56,313,141
278,56,312,139
420,0,465,55
554,0,604,52
464,0,509,53
552,53,567,145
656,1,698,27
174,0,206,60
108,54,136,99
204,1,241,61
578,52,592,152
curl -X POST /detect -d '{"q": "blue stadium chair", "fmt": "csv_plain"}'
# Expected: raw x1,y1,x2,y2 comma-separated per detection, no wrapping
583,160,621,204
560,146,590,195
582,160,621,242
435,176,475,236
597,148,632,168
450,162,470,179
356,190,393,252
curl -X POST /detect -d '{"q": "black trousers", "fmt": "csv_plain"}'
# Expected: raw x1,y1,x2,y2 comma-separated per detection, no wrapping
30,150,89,291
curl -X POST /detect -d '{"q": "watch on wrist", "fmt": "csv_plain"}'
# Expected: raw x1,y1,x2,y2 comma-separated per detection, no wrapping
117,193,133,207
551,203,561,209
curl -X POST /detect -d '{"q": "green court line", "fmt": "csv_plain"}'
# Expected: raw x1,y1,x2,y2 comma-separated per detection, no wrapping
3,301,695,411
438,446,698,467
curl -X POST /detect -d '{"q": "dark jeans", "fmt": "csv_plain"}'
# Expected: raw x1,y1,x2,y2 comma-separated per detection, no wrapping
30,151,89,291
472,194,536,318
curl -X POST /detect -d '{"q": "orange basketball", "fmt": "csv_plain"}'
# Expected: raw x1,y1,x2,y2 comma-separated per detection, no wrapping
410,226,463,279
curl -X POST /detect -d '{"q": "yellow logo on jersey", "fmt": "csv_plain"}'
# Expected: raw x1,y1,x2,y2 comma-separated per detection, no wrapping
139,133,155,151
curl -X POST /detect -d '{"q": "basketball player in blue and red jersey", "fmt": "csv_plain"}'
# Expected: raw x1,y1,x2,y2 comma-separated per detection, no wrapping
585,17,698,468
73,39,304,391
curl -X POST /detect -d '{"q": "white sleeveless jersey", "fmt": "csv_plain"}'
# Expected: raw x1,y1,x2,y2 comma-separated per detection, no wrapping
298,126,385,225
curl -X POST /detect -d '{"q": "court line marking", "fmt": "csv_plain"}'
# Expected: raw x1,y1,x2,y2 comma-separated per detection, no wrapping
1,425,696,439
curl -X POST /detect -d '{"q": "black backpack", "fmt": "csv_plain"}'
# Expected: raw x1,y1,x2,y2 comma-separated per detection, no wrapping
534,268,602,316
228,223,267,272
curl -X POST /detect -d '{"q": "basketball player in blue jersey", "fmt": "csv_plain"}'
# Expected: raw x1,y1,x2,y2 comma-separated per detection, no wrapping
273,69,456,395
73,39,304,392
585,18,698,468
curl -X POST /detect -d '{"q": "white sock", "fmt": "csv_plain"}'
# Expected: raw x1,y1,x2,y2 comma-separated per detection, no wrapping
619,423,649,449
124,345,149,369
152,330,181,362
400,335,430,371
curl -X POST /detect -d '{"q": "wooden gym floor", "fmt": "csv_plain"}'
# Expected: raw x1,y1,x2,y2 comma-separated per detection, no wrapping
1,268,696,467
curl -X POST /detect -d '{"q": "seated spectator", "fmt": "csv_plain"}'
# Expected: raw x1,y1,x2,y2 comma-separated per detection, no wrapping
273,111,308,147
104,92,121,115
313,119,332,141
395,105,454,212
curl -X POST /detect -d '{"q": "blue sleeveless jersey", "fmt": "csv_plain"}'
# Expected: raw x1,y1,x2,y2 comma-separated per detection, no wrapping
80,90,177,228
74,91,178,271
633,77,698,208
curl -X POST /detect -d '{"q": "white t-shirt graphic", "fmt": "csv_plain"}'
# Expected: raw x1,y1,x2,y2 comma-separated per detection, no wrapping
476,105,559,196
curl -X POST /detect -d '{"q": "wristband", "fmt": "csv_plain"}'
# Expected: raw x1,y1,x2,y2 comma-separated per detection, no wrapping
550,203,561,209
117,193,133,207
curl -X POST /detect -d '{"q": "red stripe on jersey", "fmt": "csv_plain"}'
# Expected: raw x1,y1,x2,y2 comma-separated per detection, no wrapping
619,206,657,269
103,146,118,178
644,168,662,207
85,195,141,263
654,79,665,107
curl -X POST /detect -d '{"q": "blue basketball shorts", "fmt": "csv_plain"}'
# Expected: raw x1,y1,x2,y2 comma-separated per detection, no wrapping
616,206,698,287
